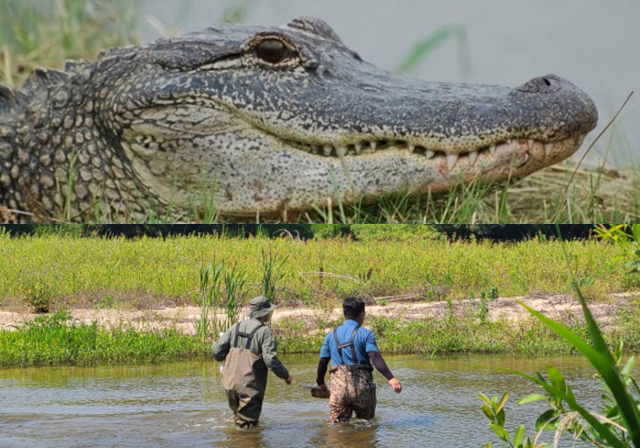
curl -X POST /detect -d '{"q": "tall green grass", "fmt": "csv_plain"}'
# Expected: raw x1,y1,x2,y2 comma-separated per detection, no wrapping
0,232,635,310
0,310,209,367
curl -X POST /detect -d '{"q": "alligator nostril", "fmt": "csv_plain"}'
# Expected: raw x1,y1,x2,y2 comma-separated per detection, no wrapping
514,75,560,94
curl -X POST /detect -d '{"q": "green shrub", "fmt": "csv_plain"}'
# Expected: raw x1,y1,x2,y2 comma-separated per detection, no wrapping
22,279,56,313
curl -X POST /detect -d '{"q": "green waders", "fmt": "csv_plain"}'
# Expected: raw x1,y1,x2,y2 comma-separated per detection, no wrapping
221,322,267,428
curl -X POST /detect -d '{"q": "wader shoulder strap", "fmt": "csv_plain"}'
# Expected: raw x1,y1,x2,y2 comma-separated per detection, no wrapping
332,326,360,365
234,322,264,349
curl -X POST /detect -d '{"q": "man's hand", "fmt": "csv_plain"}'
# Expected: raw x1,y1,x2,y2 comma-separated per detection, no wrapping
388,377,402,393
285,376,293,385
318,383,329,393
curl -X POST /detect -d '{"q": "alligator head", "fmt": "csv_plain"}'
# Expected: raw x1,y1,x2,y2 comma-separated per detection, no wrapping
0,17,597,221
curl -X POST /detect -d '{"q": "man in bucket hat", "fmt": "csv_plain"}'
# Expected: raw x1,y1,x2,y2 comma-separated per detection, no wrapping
212,296,293,428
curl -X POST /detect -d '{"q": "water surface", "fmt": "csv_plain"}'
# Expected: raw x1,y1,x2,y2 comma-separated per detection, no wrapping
0,355,606,447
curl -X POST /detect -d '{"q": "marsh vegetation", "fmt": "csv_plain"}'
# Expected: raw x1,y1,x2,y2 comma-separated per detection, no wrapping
1,227,639,366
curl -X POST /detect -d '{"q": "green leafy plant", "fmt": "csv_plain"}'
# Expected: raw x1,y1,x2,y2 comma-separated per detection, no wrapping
261,247,289,304
197,259,224,342
480,286,640,447
478,392,545,448
22,278,56,313
222,263,247,332
570,277,595,289
596,225,640,274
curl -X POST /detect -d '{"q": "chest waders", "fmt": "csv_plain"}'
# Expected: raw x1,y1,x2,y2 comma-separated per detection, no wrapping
221,322,267,427
328,325,377,423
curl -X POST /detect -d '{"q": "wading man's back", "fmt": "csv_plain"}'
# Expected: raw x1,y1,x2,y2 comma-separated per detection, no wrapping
316,297,402,422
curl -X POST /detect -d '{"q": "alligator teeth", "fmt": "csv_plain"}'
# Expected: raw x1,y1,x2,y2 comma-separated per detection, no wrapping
323,146,332,156
336,146,347,157
408,144,415,153
446,154,458,171
489,145,497,155
509,139,519,152
425,149,435,159
370,141,377,150
468,150,478,166
527,139,534,150
354,144,362,154
544,143,553,156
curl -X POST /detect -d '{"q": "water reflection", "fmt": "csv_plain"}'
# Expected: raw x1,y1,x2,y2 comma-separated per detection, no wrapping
0,355,607,447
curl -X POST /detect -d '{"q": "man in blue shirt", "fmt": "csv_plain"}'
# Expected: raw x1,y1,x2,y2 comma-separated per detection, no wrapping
316,297,402,422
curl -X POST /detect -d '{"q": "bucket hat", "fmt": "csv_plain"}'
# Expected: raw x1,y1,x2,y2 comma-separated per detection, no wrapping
246,296,277,318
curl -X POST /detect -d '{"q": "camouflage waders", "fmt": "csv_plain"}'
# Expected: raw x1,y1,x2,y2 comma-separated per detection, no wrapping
221,322,266,428
328,326,377,423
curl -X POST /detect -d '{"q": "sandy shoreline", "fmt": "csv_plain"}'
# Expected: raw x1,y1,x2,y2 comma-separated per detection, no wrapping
1,292,634,335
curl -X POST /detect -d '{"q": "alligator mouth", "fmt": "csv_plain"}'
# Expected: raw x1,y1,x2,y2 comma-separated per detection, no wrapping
284,134,587,171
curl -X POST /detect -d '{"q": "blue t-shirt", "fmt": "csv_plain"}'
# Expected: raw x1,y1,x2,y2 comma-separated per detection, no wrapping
320,319,379,365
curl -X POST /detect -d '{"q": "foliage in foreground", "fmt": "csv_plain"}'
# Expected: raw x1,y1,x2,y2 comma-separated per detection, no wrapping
480,288,640,448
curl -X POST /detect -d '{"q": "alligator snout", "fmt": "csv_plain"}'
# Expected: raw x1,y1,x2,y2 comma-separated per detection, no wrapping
515,74,564,93
511,74,598,137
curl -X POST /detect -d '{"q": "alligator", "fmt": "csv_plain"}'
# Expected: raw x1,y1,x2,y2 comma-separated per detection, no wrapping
0,17,598,222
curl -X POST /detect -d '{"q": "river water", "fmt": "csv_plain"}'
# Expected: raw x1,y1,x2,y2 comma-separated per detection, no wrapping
137,0,639,167
0,355,605,447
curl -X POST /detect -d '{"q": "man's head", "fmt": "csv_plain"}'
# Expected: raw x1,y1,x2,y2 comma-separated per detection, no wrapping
246,296,277,320
343,297,365,321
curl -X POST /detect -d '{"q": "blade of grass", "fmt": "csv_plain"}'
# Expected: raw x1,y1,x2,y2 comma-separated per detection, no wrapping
396,25,470,79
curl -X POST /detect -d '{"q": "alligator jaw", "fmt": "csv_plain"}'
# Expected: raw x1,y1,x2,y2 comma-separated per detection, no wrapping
192,131,589,216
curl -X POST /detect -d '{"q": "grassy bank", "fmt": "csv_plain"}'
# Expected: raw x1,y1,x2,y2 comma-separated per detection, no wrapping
0,311,209,368
2,230,638,367
274,300,640,356
0,232,637,312
2,298,640,368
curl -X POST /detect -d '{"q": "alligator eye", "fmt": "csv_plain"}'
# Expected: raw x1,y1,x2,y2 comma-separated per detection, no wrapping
254,39,291,64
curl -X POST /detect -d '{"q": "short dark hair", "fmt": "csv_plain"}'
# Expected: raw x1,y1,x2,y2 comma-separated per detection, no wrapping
343,297,365,320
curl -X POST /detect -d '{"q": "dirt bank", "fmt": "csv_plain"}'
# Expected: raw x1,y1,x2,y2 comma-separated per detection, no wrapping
0,292,634,335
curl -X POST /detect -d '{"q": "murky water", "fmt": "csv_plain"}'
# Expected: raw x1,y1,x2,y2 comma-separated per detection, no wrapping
0,355,607,447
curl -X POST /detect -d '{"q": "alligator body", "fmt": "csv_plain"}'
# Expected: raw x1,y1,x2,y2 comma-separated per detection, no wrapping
0,17,597,222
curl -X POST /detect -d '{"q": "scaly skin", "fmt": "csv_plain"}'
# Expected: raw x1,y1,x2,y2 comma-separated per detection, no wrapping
0,17,598,222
